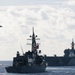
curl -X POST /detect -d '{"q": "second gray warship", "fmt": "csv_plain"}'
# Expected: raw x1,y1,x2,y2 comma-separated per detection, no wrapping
46,39,75,66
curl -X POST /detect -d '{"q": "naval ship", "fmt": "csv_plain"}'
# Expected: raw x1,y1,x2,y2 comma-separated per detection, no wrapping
5,28,47,73
46,39,75,66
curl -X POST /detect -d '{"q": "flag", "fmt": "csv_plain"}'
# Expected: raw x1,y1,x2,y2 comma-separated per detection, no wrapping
36,44,39,49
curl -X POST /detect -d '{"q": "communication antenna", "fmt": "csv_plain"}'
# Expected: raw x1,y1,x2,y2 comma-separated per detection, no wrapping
20,44,24,55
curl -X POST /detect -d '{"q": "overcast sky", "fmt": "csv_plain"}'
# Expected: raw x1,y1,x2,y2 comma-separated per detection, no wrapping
0,0,75,60
0,0,65,6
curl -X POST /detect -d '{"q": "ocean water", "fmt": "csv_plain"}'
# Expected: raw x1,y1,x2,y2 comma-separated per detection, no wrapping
0,61,75,75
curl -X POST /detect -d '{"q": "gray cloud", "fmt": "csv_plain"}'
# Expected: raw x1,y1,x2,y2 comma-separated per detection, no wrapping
41,11,49,20
68,25,75,30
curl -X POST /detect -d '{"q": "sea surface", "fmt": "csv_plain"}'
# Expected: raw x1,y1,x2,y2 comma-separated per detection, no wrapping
0,61,75,75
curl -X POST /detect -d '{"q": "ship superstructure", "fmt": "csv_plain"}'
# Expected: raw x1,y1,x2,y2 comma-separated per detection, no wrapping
64,39,75,57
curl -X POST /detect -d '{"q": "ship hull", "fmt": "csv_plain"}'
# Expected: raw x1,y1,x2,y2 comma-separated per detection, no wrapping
5,66,46,73
46,56,75,66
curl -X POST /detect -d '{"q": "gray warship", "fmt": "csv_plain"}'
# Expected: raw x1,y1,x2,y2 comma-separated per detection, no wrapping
46,39,75,66
5,28,47,73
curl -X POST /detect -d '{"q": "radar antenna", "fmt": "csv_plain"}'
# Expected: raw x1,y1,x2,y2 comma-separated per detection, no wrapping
71,38,75,50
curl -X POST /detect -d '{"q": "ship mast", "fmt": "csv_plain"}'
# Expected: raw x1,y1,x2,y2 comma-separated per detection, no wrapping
27,27,40,53
32,27,38,53
32,28,36,52
71,39,75,50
